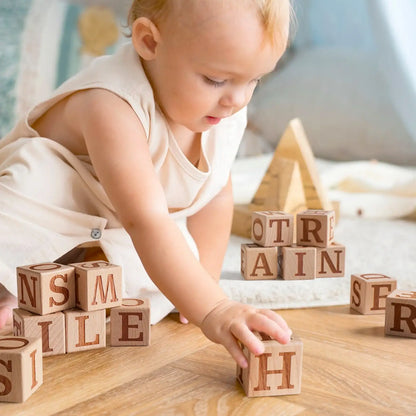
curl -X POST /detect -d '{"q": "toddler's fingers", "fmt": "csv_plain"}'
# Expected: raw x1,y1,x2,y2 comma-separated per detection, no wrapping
222,334,249,368
258,309,290,331
230,323,265,357
248,312,291,344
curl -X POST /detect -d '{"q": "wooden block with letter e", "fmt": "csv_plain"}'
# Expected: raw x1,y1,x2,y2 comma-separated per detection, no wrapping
251,211,293,247
281,246,316,280
0,336,43,403
110,298,151,346
70,260,122,311
385,289,416,339
13,308,65,356
16,263,76,315
316,243,346,278
64,308,106,353
241,243,278,280
237,333,303,397
350,273,397,315
296,210,335,248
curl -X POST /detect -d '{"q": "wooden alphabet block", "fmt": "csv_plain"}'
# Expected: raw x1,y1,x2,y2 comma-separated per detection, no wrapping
110,298,150,346
241,244,278,280
316,243,346,278
350,273,397,315
385,290,416,339
237,333,303,397
64,308,106,353
251,211,294,247
70,260,122,311
0,336,43,403
13,309,65,356
296,210,335,248
281,246,316,280
16,263,76,315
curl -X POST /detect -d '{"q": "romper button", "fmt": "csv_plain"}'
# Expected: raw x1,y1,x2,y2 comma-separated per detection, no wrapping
91,228,102,239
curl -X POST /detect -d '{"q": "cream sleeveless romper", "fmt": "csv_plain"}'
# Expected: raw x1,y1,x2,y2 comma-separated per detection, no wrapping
0,43,247,323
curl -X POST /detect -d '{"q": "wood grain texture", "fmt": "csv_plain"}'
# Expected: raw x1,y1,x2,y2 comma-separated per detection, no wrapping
1,305,415,415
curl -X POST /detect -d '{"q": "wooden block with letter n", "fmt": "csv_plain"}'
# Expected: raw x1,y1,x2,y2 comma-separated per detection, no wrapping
280,246,316,280
110,298,151,346
0,336,43,403
13,309,65,356
16,263,76,315
70,260,122,311
296,210,336,248
316,242,346,278
241,244,278,280
64,309,106,353
350,273,397,315
251,211,293,247
385,290,416,339
237,333,303,397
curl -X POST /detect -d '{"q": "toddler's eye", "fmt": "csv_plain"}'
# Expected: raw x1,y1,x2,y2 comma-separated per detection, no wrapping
203,76,226,87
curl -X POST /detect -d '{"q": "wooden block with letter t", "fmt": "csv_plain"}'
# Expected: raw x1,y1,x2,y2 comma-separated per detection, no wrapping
70,260,122,311
296,210,335,248
251,211,294,247
64,308,106,353
13,308,65,356
0,336,43,403
110,298,151,346
350,273,397,314
16,263,76,315
241,244,278,280
385,290,416,339
237,333,303,397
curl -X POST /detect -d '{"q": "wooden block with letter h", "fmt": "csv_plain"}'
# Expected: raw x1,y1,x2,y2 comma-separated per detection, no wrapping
385,289,416,339
0,336,43,403
350,273,397,314
237,333,303,397
110,298,151,346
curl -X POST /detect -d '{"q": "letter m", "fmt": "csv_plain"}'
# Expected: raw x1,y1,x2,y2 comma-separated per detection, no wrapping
91,274,119,306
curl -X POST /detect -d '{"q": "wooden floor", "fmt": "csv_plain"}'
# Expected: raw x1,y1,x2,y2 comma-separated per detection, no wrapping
1,305,415,416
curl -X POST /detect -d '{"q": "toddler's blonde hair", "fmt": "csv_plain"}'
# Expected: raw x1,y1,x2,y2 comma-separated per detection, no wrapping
127,0,293,48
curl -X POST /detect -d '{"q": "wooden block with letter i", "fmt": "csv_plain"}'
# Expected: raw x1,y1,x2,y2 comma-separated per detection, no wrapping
16,263,76,315
237,333,303,397
13,308,65,356
251,211,293,247
296,210,335,248
0,336,43,403
70,260,122,311
64,309,106,353
281,246,316,280
110,298,151,346
350,273,397,314
241,244,278,280
385,290,416,339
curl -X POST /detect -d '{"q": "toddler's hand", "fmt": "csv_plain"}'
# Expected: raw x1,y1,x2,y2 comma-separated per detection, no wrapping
200,299,292,368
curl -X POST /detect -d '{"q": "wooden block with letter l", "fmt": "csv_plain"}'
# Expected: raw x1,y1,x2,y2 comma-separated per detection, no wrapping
16,263,76,315
110,298,151,346
280,246,316,280
251,211,294,247
13,308,65,356
296,210,335,248
0,336,43,403
316,242,346,278
64,308,106,353
237,333,303,397
70,260,122,311
385,289,416,339
241,244,278,280
350,273,397,315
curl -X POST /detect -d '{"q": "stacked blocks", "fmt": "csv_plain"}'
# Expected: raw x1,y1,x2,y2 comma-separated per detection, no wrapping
241,210,345,281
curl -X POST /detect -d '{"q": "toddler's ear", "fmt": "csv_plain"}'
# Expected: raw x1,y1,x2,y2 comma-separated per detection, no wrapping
131,17,161,60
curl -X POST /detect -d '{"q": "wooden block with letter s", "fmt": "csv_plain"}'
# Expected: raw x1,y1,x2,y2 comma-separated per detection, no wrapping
237,333,303,397
0,336,43,403
385,289,416,339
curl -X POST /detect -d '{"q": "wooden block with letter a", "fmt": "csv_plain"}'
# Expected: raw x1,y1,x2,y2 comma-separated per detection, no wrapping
237,333,303,397
241,244,278,280
16,263,75,315
296,210,335,248
110,298,151,346
251,211,294,247
70,260,122,311
385,289,416,339
13,308,65,356
0,336,43,403
281,246,316,280
350,273,397,315
64,308,106,353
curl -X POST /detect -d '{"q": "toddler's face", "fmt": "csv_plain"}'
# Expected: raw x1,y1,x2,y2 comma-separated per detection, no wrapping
145,2,287,134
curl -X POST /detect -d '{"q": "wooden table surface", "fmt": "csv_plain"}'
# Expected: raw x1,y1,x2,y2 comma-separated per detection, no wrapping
1,305,415,416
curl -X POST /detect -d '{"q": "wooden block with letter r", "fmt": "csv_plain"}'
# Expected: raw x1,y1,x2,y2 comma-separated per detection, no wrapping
110,298,151,346
70,260,122,311
241,243,278,280
237,333,303,397
385,290,416,339
350,273,397,314
296,210,335,248
16,263,76,315
0,336,43,403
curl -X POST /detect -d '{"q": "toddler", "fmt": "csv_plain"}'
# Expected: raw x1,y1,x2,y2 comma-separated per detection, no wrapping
0,0,292,368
